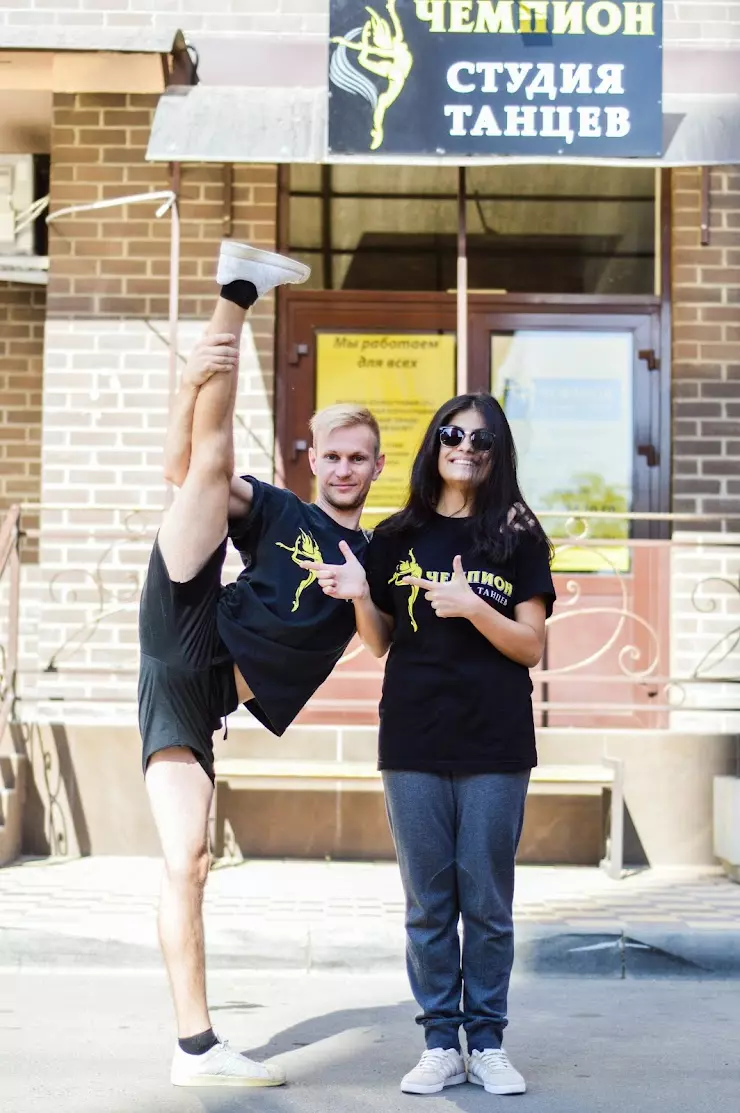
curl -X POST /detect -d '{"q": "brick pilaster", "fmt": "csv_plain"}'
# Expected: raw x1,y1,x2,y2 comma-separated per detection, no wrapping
0,283,45,560
672,167,740,530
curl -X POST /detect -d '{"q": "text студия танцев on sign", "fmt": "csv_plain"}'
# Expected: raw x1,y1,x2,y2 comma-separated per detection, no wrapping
328,0,663,157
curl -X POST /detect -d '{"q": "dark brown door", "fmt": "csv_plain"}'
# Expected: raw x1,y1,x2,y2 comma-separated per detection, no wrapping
277,290,667,728
276,291,459,726
276,291,459,499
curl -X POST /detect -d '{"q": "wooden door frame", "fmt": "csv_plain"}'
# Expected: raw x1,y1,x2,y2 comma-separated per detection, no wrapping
276,291,459,499
275,289,666,509
466,302,666,532
275,289,669,730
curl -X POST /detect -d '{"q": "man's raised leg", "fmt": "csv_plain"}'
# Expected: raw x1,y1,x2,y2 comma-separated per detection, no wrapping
143,243,309,1086
157,293,247,585
156,242,310,583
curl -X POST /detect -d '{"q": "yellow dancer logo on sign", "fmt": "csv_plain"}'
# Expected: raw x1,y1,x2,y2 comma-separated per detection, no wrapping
330,0,413,150
276,530,324,613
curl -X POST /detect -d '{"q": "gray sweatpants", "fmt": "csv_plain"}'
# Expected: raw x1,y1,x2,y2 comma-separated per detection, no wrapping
383,769,530,1053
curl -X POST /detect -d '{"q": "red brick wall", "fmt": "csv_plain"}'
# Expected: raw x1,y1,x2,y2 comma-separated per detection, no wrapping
32,94,280,704
48,92,277,368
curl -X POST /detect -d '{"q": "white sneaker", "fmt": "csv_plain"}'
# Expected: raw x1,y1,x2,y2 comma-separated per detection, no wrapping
467,1048,526,1095
170,1039,286,1087
400,1048,467,1094
216,241,310,297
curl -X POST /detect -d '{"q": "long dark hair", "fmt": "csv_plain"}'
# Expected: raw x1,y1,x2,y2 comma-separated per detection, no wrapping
376,392,551,562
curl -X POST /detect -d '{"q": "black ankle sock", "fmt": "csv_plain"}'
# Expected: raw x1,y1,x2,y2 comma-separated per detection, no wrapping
178,1028,219,1056
220,279,259,310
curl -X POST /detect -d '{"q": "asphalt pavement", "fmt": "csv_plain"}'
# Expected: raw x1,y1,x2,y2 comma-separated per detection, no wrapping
2,968,739,1113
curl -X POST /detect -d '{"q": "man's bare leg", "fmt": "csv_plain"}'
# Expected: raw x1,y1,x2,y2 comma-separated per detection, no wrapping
146,750,213,1037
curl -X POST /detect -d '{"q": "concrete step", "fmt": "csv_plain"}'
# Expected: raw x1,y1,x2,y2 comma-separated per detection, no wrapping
219,722,379,764
0,753,19,791
0,754,27,867
0,786,10,825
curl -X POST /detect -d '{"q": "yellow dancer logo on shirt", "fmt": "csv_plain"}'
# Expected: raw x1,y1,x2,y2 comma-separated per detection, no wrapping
389,552,515,631
276,529,324,613
330,0,413,151
388,548,423,632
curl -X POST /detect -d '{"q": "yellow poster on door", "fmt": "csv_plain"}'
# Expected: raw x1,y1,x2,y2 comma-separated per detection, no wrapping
316,332,456,526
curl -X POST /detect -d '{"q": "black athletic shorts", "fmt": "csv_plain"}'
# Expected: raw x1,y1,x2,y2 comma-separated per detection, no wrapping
138,536,238,783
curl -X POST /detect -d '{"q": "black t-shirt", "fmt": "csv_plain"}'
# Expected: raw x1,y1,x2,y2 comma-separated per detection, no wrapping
216,478,368,734
365,515,556,773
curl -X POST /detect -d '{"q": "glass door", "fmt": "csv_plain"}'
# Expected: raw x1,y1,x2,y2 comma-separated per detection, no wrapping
492,329,634,573
469,309,667,727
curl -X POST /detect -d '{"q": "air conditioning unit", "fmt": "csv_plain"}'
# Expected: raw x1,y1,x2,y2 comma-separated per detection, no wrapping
0,154,49,283
0,154,35,255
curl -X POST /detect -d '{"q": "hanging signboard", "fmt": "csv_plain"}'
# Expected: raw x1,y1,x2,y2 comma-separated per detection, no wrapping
328,0,663,158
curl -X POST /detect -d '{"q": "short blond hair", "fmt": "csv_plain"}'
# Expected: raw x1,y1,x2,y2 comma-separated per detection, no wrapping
309,403,381,456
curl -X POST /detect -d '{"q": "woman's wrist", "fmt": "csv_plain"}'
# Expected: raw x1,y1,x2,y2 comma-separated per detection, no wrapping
465,592,487,623
353,582,371,604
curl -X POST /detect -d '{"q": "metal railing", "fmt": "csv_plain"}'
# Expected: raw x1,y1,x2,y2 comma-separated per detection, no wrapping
534,519,740,727
0,506,21,742
3,504,740,728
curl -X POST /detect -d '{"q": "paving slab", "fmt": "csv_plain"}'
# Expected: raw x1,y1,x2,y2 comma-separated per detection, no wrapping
1,857,739,976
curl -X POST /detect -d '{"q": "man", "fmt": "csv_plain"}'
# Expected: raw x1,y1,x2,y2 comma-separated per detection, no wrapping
139,241,384,1087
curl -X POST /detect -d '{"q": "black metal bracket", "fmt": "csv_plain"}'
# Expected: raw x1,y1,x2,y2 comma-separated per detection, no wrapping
701,167,711,247
638,349,660,371
637,444,660,467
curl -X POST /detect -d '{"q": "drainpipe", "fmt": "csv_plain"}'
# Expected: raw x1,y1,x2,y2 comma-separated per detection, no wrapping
166,163,181,508
456,166,468,396
46,188,180,508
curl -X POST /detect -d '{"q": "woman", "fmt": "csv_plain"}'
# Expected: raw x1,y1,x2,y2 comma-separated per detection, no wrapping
311,392,555,1096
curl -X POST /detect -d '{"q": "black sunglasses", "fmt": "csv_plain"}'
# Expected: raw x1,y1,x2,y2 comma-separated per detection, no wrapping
438,425,496,453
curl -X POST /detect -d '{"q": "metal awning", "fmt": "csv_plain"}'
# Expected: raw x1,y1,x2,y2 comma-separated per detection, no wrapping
148,87,327,164
0,29,195,101
146,37,740,167
148,88,740,168
0,29,185,53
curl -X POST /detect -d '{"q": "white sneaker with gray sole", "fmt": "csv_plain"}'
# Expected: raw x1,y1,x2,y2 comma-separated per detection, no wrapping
216,241,310,298
400,1048,467,1094
467,1048,526,1094
170,1039,286,1087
